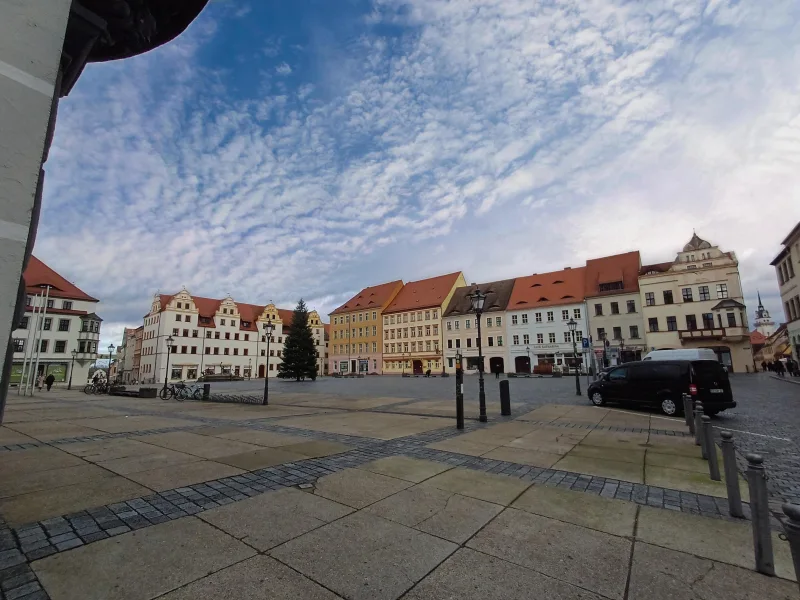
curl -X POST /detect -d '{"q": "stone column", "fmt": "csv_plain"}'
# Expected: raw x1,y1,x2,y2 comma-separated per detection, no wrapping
0,1,73,419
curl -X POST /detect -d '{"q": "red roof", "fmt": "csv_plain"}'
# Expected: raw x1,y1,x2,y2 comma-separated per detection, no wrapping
585,251,641,297
23,256,98,302
158,293,295,331
383,272,463,314
507,267,586,310
750,330,767,346
330,280,404,315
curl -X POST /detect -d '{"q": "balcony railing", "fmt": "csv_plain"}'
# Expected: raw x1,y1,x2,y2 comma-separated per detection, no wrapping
679,326,748,342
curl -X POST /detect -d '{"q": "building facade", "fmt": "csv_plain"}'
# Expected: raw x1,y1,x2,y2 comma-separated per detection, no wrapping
132,326,143,382
9,257,102,387
442,280,516,374
328,280,403,374
771,222,800,361
585,252,647,367
139,289,326,384
382,272,466,375
639,234,752,372
117,327,138,383
506,268,589,373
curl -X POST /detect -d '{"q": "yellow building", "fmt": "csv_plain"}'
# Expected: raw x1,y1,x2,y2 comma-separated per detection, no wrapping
639,234,753,372
328,280,403,374
382,272,466,374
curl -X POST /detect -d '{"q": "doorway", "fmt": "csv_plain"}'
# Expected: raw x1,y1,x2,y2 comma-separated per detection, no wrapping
489,357,504,374
413,360,423,374
515,356,531,373
351,359,357,374
258,364,265,378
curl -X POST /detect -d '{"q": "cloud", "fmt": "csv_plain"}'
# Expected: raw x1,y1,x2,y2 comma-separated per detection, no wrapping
37,0,800,350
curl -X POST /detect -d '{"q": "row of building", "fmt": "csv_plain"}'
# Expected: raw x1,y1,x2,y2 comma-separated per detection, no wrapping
328,233,756,375
771,222,800,365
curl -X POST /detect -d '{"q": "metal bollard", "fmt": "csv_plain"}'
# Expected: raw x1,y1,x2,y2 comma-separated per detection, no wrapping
702,416,720,480
455,364,464,430
683,393,692,428
499,380,511,416
720,431,744,518
746,454,775,576
694,400,704,448
202,383,210,401
781,503,800,593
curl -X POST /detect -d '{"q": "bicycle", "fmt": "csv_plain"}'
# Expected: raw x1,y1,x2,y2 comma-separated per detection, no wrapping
160,381,201,401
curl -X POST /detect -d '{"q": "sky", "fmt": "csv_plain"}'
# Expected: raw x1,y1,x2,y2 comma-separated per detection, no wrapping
38,0,800,349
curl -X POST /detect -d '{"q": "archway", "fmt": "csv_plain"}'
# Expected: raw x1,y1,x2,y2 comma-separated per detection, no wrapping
489,357,504,374
515,356,531,373
258,364,265,378
413,360,423,375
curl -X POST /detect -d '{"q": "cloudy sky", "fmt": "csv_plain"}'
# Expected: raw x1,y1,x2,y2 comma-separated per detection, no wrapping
39,0,800,348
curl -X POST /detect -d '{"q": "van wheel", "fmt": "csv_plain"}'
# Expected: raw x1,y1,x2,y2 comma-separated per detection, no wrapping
590,391,605,406
660,397,678,416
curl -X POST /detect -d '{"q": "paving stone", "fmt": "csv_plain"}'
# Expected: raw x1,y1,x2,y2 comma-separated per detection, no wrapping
6,581,42,599
0,550,25,570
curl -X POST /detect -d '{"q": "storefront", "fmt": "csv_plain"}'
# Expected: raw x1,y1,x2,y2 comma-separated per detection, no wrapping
9,362,68,383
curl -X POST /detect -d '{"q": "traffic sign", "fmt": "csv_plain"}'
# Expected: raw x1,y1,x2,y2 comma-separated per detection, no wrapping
582,337,590,350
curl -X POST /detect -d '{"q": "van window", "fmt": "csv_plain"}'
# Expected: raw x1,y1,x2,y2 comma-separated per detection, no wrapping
634,364,681,379
692,361,728,385
608,367,627,381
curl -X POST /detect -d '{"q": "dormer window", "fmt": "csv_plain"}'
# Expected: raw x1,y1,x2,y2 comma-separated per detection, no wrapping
531,283,542,287
553,280,564,284
538,297,548,302
598,281,624,292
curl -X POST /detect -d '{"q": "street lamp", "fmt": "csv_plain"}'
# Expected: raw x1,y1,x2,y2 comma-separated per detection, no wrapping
68,349,77,390
567,319,581,396
525,344,531,374
262,320,274,405
107,343,115,388
248,358,252,380
619,337,625,364
468,288,487,422
163,336,174,395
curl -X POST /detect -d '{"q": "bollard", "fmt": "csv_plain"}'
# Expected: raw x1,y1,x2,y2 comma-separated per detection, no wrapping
499,380,511,416
781,503,800,593
746,454,775,576
203,383,210,401
720,431,744,518
455,364,464,430
702,416,720,480
683,393,692,428
694,400,704,448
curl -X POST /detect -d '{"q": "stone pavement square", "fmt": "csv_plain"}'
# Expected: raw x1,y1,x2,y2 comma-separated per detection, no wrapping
0,447,84,477
58,438,164,462
32,517,256,600
644,464,749,500
628,542,799,600
358,456,452,483
96,448,200,476
212,429,308,447
427,437,500,456
270,510,457,600
280,439,352,458
314,468,412,508
404,547,606,600
213,447,307,470
552,454,645,484
199,488,353,551
481,445,563,468
276,411,451,440
417,467,530,505
131,431,262,459
467,507,632,599
123,459,244,492
3,421,106,441
158,555,341,600
0,463,113,499
67,415,197,433
0,426,36,445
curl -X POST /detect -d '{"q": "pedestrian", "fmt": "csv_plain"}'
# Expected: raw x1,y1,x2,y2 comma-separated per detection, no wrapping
36,374,44,391
92,372,100,385
494,366,500,380
761,361,767,372
45,373,55,391
775,360,786,378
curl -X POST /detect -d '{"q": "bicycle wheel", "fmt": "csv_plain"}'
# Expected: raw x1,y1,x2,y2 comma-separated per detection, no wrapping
193,388,203,400
159,387,173,400
83,384,93,394
176,388,186,402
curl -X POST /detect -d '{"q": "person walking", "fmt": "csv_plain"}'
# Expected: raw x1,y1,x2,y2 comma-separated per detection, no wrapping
761,360,767,373
775,360,786,378
45,373,55,391
36,373,44,391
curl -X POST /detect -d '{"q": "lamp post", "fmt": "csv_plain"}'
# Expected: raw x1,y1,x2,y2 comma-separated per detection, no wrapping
68,349,77,390
107,343,115,388
163,335,174,396
567,318,581,396
468,288,487,422
526,344,531,373
248,358,252,380
262,320,274,405
402,352,406,375
619,338,625,364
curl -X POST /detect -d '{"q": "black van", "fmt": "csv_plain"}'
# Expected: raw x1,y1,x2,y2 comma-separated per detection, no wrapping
586,360,735,416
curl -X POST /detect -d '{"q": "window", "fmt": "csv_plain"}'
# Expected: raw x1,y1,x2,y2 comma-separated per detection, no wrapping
563,332,571,343
215,332,220,339
626,300,636,313
43,318,52,331
384,316,389,325
548,332,556,343
425,311,431,320
191,346,197,354
172,328,179,336
488,337,494,347
214,347,219,355
53,340,66,353
645,292,655,306
185,315,191,323
523,334,530,344
513,335,519,345
193,330,199,338
454,320,460,330
433,310,438,319
629,326,639,339
562,309,569,320
666,316,677,331
610,302,619,315
62,301,73,310
487,317,492,327
47,299,54,309
20,316,28,330
608,367,627,381
38,340,49,352
599,281,624,292
372,342,377,352
221,318,225,325
597,327,605,340
225,332,230,340
522,314,529,324
682,288,693,302
701,313,714,329
511,315,518,325
180,345,187,354
536,333,543,343
425,326,431,336
663,290,674,304
613,326,622,340
698,286,710,301
702,262,712,268
447,339,453,349
12,339,24,352
573,309,581,319
465,319,471,329
467,338,472,348
373,311,377,320
716,284,728,299
223,347,230,355
497,336,503,347
58,319,70,332
547,311,554,322
182,329,188,337
686,315,697,330
433,325,438,335
447,321,452,331
726,312,737,327
496,317,502,326
206,347,211,354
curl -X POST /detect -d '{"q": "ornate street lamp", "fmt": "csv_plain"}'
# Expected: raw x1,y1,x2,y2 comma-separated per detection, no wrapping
107,343,115,389
567,319,581,396
468,288,488,422
526,344,531,374
68,349,77,390
619,337,625,364
262,320,275,405
163,335,174,396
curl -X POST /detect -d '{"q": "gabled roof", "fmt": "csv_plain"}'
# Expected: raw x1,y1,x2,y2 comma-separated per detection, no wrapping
443,279,516,317
23,256,98,302
750,330,767,346
506,267,586,310
158,293,295,331
639,261,674,276
584,251,641,297
383,272,463,314
780,221,800,246
711,299,746,310
330,280,403,315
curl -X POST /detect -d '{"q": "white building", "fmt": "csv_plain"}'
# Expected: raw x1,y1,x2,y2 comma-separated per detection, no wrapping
772,222,800,361
506,267,589,374
139,290,327,384
753,292,776,339
9,257,102,388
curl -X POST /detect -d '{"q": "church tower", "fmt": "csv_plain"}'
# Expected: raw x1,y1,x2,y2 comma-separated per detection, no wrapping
754,291,775,337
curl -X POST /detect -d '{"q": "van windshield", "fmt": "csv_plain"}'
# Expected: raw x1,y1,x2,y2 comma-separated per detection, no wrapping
692,361,728,385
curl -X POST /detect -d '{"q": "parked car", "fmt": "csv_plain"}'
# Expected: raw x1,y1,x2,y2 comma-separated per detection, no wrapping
587,359,735,416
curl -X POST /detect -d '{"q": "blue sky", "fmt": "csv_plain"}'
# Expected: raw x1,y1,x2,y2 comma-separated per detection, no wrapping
38,0,800,347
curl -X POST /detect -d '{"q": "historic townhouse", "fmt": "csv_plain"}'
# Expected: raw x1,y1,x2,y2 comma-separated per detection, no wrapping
771,221,800,361
139,289,327,383
506,267,589,373
9,257,102,387
328,280,403,374
382,272,466,375
442,279,516,374
585,251,647,366
640,233,752,372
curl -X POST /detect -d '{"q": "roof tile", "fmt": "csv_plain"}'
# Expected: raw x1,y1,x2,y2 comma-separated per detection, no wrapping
24,256,98,302
383,272,463,314
330,280,403,314
506,267,586,310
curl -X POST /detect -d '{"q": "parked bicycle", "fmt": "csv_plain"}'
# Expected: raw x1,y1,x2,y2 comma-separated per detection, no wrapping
159,381,202,401
83,381,109,394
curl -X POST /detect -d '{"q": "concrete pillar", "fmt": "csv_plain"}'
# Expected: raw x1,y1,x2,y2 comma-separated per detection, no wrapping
0,1,72,418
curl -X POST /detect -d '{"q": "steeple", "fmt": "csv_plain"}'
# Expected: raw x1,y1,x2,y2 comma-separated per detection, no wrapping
753,290,775,337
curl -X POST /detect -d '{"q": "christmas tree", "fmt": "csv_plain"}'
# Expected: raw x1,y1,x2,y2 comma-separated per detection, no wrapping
278,299,318,381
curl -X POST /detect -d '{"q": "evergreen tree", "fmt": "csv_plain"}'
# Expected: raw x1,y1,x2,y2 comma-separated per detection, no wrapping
278,299,318,381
